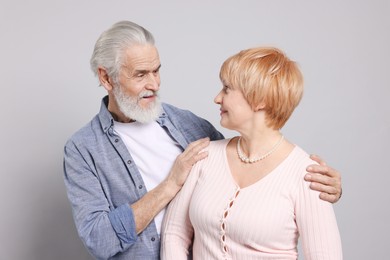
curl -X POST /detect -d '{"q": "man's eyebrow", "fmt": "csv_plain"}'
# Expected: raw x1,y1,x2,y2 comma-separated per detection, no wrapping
134,64,161,74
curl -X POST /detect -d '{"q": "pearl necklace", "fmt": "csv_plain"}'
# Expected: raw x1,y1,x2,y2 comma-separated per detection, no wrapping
236,135,284,163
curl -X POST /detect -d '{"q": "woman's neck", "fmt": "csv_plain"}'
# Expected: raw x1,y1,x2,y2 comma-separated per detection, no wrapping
238,128,283,159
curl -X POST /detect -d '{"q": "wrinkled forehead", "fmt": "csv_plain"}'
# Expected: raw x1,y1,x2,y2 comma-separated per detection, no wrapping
122,44,161,71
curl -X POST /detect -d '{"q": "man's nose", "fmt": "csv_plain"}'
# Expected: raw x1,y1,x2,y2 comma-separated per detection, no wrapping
146,73,160,91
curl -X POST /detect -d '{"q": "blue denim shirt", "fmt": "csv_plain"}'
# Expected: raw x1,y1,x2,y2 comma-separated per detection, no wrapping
63,96,224,260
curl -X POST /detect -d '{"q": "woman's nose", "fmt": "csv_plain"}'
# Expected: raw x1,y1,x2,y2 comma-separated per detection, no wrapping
214,91,222,104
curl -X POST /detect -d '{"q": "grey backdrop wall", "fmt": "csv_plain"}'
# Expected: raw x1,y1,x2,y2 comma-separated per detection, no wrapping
1,0,389,259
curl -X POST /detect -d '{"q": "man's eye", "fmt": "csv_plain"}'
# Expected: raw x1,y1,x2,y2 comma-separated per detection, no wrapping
137,74,145,78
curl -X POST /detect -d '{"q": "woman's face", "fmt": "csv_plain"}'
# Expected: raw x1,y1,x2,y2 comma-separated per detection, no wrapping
214,83,255,131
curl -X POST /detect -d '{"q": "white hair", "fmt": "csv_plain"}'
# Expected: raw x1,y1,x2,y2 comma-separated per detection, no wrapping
90,21,155,84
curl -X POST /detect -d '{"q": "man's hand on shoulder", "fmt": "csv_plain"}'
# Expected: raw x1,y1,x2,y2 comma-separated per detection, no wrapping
166,137,210,195
304,154,342,203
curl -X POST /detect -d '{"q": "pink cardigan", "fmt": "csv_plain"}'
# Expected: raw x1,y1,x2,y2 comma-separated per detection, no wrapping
161,139,342,260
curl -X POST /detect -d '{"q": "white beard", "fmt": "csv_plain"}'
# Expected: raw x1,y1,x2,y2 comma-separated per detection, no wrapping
112,85,162,123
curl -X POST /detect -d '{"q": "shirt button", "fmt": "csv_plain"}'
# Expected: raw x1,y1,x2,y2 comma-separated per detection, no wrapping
151,237,155,242
114,139,119,143
138,185,143,189
127,160,132,164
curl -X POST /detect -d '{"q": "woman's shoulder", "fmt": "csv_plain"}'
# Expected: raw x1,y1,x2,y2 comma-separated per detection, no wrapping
282,145,318,178
196,138,231,165
210,138,230,145
208,138,231,151
291,145,317,165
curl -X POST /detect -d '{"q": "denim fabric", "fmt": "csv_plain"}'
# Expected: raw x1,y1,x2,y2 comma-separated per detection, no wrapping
63,96,224,259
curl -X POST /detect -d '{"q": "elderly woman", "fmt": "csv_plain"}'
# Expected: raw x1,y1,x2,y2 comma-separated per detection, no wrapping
161,47,342,259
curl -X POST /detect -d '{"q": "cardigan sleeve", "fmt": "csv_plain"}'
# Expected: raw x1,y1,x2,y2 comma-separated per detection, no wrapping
295,167,343,260
160,157,204,259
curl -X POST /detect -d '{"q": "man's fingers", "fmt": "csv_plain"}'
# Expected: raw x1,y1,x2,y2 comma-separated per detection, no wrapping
168,138,211,188
182,138,210,159
306,155,342,203
176,138,210,170
306,164,341,190
306,172,342,203
190,151,209,165
309,181,338,195
187,137,210,149
309,154,327,166
306,164,336,177
318,192,339,204
305,172,334,185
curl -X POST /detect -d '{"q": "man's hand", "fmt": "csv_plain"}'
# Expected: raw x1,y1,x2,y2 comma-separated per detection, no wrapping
304,154,342,203
131,137,210,234
166,137,210,193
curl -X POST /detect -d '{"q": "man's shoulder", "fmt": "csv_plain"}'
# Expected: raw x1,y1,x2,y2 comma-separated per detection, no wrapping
161,102,224,142
162,103,199,116
162,103,211,126
65,115,101,147
162,102,210,124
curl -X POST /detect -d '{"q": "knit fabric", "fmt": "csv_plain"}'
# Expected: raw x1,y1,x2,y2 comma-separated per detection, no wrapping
161,139,342,260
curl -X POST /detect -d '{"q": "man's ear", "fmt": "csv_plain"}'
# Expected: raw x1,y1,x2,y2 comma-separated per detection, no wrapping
98,67,114,91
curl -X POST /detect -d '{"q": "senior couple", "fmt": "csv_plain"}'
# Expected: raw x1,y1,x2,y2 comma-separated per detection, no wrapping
64,20,342,259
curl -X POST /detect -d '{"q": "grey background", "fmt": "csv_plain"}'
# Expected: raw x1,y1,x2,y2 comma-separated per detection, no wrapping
1,0,389,259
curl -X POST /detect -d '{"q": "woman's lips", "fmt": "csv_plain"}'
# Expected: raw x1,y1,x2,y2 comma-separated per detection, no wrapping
219,108,227,116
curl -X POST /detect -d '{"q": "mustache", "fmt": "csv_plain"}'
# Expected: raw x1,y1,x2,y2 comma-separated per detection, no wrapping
138,90,159,99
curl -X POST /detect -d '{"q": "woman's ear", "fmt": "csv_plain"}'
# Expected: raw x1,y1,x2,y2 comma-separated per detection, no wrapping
98,67,114,91
254,102,266,112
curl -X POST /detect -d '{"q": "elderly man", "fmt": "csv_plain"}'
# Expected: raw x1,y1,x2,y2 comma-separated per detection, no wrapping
63,21,342,259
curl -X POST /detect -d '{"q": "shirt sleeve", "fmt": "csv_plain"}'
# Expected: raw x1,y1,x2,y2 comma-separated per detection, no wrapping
63,142,137,259
295,168,343,260
160,157,203,259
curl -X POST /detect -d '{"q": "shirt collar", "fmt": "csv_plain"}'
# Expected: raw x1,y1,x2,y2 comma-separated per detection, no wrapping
98,96,114,134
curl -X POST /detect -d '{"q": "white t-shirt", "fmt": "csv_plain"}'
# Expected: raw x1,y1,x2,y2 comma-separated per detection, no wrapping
114,121,182,234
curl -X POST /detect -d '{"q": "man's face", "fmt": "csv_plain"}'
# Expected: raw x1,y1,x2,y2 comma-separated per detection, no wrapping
112,44,162,123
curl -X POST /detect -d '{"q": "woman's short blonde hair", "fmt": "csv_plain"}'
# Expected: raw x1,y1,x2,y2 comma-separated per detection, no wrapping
219,47,304,130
